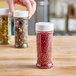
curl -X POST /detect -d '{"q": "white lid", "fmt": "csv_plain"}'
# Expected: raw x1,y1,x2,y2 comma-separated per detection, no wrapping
14,10,28,18
36,22,54,32
0,8,9,15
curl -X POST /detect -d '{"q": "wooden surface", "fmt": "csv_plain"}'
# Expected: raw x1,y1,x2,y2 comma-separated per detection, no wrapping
0,36,76,76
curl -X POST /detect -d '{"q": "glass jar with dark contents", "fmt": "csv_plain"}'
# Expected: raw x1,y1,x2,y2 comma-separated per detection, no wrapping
36,22,54,69
14,10,28,48
0,8,11,44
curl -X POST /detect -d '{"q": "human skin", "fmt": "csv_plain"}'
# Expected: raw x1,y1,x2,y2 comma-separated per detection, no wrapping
6,0,36,18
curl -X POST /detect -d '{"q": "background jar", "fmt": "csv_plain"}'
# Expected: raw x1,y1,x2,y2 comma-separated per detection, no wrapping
36,22,54,69
14,10,28,48
0,8,11,44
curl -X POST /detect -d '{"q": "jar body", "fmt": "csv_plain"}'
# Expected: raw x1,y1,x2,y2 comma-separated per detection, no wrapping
0,15,11,44
36,31,53,69
14,17,28,48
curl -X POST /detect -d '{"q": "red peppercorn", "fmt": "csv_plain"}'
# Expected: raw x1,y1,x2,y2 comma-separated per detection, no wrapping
36,22,54,69
36,32,53,69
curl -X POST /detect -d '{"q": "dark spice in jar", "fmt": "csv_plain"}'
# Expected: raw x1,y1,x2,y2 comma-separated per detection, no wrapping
15,18,28,48
0,15,9,44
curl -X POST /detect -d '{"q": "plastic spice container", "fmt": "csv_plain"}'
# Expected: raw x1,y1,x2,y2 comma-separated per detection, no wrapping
14,10,28,48
0,8,11,44
36,22,54,69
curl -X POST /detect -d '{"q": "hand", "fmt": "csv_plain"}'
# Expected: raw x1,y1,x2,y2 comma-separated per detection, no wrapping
6,0,36,18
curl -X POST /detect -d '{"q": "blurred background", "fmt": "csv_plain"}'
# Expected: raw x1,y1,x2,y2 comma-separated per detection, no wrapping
0,0,76,35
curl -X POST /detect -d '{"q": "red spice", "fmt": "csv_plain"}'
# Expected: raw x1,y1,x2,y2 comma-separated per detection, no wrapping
36,31,53,69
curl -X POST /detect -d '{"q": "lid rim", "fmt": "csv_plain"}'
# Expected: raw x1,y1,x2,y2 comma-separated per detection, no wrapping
14,10,28,18
0,8,9,15
36,22,54,32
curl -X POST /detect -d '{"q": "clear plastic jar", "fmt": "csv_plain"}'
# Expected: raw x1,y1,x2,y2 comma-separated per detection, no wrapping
14,10,28,48
36,22,54,69
0,8,11,44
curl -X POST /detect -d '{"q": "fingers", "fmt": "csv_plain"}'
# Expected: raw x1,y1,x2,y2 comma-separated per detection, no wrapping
29,0,36,16
22,0,32,19
7,0,15,16
20,0,36,18
6,0,36,18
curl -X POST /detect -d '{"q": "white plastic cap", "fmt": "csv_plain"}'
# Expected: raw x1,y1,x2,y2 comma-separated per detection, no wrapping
14,10,28,18
0,8,9,15
36,22,54,32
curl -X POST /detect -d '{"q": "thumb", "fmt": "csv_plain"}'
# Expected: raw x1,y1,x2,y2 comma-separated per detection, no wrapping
8,0,14,16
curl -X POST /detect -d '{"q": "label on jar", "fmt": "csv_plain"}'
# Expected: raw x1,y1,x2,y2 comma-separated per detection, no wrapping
50,18,65,31
68,19,76,31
